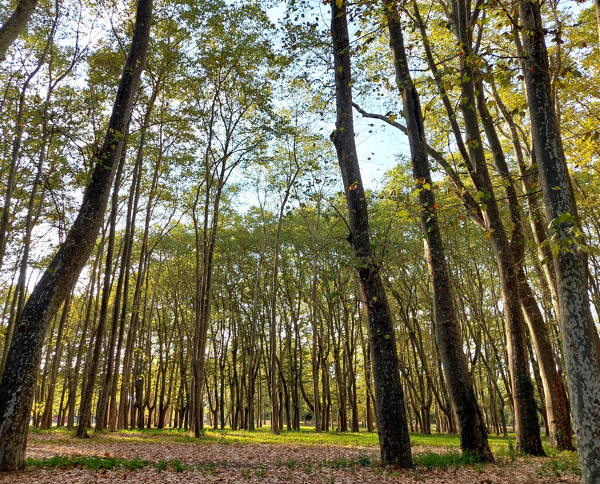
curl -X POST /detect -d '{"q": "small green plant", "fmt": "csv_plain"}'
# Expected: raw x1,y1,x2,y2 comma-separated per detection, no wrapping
414,452,478,469
171,459,186,473
154,460,168,471
507,440,517,462
303,457,313,474
240,468,251,478
285,458,297,469
121,457,147,470
327,457,350,469
356,454,371,467
197,462,217,475
255,464,266,477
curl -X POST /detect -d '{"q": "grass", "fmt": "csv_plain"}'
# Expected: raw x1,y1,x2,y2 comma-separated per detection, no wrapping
413,452,479,469
537,450,581,478
112,425,383,447
321,454,372,469
29,424,519,449
25,426,580,477
26,455,149,470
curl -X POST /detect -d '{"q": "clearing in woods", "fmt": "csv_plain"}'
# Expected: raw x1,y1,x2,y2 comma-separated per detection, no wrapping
1,427,581,483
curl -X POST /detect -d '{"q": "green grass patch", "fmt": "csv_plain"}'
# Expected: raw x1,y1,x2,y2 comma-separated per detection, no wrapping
26,455,148,471
536,451,581,478
108,426,382,447
320,454,372,469
414,452,479,469
30,425,520,452
197,462,218,475
255,463,266,477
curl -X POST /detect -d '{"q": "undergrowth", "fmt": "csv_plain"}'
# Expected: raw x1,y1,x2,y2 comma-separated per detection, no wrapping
26,455,148,470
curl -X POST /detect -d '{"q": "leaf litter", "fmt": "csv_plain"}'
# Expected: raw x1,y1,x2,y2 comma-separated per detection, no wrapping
0,431,581,483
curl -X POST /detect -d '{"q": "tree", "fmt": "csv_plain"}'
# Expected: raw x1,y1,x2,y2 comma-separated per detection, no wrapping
519,0,600,480
382,0,492,462
0,0,39,62
330,0,412,467
0,0,152,469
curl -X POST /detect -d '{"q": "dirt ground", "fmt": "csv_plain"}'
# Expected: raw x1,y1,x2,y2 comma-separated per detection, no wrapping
0,431,581,483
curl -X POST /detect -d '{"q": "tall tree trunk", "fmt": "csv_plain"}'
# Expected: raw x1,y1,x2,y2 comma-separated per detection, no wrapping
477,81,573,451
0,0,151,468
0,0,39,62
118,87,161,429
40,296,71,429
78,140,128,437
519,1,600,480
269,159,300,435
419,0,544,455
330,0,411,467
93,148,129,436
67,248,101,429
384,0,492,462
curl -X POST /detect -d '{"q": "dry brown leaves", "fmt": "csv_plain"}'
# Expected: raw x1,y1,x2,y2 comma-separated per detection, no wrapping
0,432,581,483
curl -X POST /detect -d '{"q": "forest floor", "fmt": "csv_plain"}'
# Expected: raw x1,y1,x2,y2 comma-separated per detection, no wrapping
0,427,580,483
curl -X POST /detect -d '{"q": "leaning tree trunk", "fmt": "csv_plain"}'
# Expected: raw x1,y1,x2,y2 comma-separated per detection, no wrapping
330,0,411,467
0,0,152,469
77,138,128,437
477,82,573,451
383,0,493,462
445,0,544,455
410,7,541,454
0,0,39,62
519,1,600,481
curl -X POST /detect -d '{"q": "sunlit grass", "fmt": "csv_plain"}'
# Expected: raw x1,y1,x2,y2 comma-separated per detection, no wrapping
29,424,519,452
26,425,580,475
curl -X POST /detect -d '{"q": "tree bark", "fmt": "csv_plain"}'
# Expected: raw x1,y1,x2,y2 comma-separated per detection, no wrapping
0,0,151,469
384,0,492,462
519,1,600,480
330,0,411,467
0,0,39,62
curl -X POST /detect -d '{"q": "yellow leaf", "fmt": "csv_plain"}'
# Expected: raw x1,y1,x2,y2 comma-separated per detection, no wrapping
336,0,343,7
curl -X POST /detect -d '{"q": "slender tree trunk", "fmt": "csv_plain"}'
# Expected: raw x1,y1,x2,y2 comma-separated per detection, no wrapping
330,0,411,466
67,254,99,429
0,0,151,468
519,2,600,480
421,0,545,455
384,0,492,462
477,80,573,451
118,89,161,429
40,296,71,429
0,0,39,62
78,141,128,437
